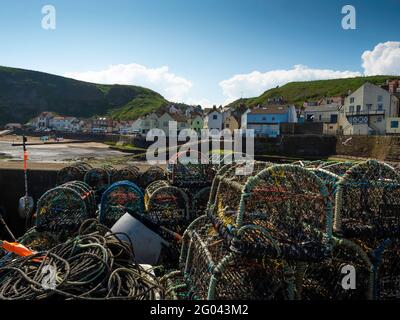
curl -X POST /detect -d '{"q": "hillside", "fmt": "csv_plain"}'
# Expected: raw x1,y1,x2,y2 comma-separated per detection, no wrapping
0,66,169,125
228,76,400,109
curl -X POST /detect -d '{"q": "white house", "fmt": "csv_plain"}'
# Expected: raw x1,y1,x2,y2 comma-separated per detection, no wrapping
339,82,399,135
204,106,223,131
49,116,79,132
33,112,56,129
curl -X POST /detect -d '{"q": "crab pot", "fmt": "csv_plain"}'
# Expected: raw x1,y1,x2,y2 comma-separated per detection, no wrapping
56,162,92,185
110,165,140,184
84,167,112,196
334,160,400,246
167,151,214,188
139,166,167,189
302,238,373,300
99,181,144,227
144,180,189,235
35,181,96,232
191,187,211,219
374,239,400,300
172,216,291,300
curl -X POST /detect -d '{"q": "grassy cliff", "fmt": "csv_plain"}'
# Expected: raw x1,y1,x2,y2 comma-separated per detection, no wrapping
0,66,169,125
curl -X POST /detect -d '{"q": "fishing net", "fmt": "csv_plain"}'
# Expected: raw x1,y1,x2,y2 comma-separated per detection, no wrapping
110,165,140,184
56,162,92,185
99,181,144,227
139,166,167,189
84,167,112,194
36,181,97,232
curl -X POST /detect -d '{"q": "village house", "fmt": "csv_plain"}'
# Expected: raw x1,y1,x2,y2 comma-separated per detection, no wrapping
241,105,298,137
91,117,113,134
339,82,399,135
49,116,80,132
188,113,204,133
33,111,56,129
303,96,344,135
204,106,223,131
4,123,22,130
223,114,239,131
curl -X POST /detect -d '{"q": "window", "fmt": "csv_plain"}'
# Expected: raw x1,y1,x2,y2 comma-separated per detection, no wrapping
163,121,168,126
356,105,361,113
391,121,399,128
378,104,383,111
377,116,382,123
213,115,217,120
319,115,322,121
262,117,266,121
350,97,355,103
349,105,354,112
366,104,372,110
377,95,383,102
226,124,229,128
330,114,338,123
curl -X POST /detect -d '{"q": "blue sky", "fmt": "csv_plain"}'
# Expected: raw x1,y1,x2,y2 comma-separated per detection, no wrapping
0,0,399,106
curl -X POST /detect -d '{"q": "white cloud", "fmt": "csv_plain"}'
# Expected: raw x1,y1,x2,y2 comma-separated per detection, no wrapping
64,63,193,102
362,41,400,76
219,65,361,104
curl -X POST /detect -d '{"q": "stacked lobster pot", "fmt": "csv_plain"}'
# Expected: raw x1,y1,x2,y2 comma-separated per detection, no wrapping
167,151,216,220
110,165,140,184
139,166,167,189
301,160,400,300
144,180,190,236
99,180,144,228
84,166,114,201
164,161,335,300
333,160,400,300
0,181,98,264
56,162,93,185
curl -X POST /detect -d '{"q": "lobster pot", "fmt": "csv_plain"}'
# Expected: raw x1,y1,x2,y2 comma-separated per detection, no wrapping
210,163,333,263
110,165,140,184
191,187,211,219
334,160,400,247
84,167,111,194
36,181,96,232
172,216,290,300
56,162,92,185
320,162,355,176
167,151,213,188
302,238,373,300
99,181,144,227
144,180,189,234
139,166,167,189
374,239,400,300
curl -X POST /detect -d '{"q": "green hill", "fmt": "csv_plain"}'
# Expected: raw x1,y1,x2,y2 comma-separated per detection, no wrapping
0,66,169,125
228,76,400,109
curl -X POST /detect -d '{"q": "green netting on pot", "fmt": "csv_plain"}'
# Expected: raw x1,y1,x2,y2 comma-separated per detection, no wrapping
177,216,292,300
139,166,167,189
57,162,92,185
110,165,140,184
99,181,144,227
301,237,373,300
36,181,96,232
334,159,400,242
